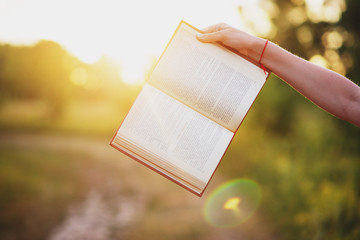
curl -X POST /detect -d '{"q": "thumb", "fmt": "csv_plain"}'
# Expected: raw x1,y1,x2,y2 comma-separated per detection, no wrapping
196,31,225,43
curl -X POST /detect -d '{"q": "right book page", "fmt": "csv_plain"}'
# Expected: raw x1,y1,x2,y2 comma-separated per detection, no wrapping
148,21,269,132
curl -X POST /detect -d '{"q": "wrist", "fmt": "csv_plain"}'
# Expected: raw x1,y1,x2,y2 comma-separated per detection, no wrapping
258,39,269,65
247,37,268,64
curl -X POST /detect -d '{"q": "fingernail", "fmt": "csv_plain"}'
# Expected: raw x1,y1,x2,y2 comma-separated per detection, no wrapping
196,33,204,38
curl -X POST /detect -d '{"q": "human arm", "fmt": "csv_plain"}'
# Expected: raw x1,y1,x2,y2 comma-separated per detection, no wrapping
197,23,360,127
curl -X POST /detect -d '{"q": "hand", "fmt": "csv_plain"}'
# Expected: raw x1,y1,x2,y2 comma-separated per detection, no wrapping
197,23,360,127
196,23,266,63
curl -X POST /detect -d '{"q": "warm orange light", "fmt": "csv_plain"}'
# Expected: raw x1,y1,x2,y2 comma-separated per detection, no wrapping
0,0,275,85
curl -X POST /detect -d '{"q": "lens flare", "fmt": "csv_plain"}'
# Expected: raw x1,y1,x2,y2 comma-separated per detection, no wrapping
203,179,261,228
223,197,241,210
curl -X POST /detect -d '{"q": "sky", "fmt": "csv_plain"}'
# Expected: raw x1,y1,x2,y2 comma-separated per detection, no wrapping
0,0,265,83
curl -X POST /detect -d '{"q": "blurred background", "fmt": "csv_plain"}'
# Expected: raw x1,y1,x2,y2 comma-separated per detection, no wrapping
0,0,359,239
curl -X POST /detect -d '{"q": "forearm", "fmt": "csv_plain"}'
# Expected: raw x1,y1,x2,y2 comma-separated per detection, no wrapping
259,41,360,126
260,41,336,106
197,23,360,127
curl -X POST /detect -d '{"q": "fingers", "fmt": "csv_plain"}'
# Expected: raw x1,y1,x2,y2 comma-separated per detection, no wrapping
196,31,226,43
196,23,231,43
201,23,229,33
196,23,260,60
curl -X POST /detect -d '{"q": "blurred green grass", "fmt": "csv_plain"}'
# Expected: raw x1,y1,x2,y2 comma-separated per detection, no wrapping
0,99,125,137
0,75,359,239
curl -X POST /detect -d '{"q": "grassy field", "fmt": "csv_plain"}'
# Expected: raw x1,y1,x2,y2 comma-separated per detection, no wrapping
0,132,274,240
0,83,359,240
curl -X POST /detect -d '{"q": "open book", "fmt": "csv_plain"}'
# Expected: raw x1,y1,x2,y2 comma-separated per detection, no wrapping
110,21,270,196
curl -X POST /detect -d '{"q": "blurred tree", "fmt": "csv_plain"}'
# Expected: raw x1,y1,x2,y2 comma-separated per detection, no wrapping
239,0,359,140
0,40,140,118
232,1,360,239
0,41,76,117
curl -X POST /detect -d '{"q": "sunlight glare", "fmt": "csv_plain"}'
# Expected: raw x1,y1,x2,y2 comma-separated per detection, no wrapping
71,47,104,65
120,58,148,85
0,0,274,85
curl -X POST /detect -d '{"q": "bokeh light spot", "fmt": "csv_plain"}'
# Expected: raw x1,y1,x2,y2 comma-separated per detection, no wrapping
322,31,343,49
309,54,328,69
204,179,262,228
305,0,346,23
296,26,313,45
288,7,307,26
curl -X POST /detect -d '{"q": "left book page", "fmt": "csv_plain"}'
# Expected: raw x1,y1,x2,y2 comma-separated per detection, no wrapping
111,83,233,196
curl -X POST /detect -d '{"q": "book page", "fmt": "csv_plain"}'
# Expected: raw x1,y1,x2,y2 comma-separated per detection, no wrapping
148,22,268,132
116,83,233,184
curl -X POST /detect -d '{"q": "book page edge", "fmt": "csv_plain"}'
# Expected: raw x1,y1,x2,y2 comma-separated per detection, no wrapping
109,140,205,197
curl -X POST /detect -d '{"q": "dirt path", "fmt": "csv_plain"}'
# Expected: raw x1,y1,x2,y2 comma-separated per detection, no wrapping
0,132,210,239
0,132,273,240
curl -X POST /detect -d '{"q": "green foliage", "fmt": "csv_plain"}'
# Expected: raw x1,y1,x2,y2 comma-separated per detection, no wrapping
266,0,360,81
218,1,360,234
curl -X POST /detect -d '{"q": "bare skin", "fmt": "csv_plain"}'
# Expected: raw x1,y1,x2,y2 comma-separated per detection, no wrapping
197,23,360,127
